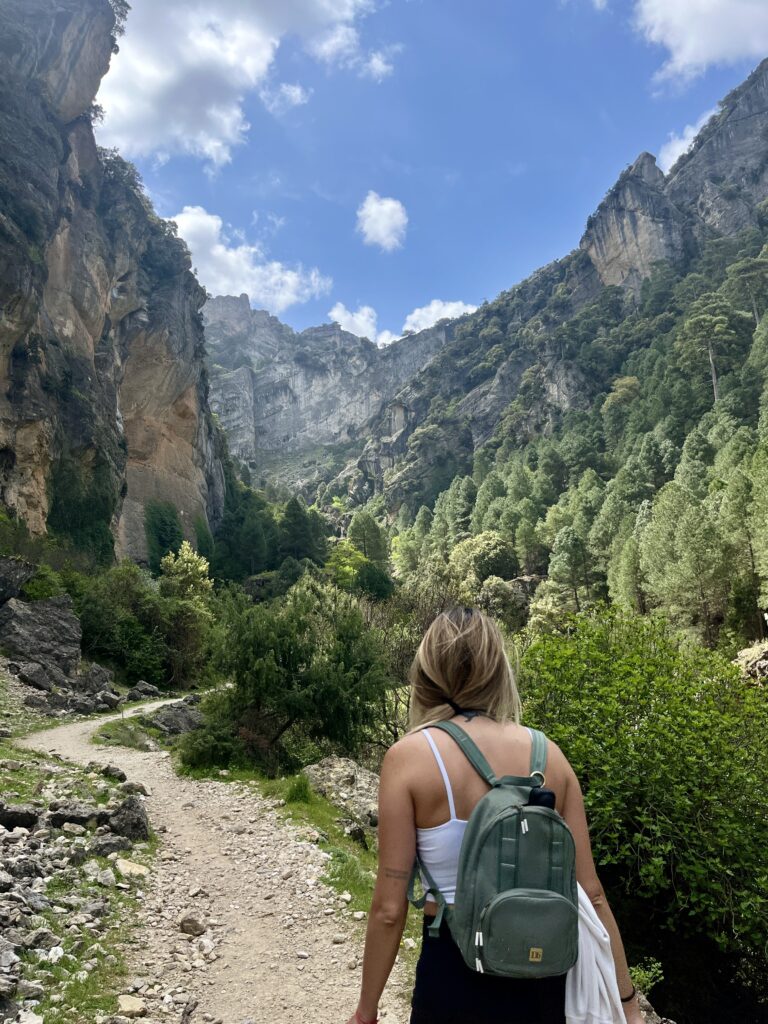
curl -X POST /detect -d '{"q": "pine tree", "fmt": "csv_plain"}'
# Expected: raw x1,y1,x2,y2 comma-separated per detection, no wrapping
676,293,753,404
279,497,320,562
471,471,506,534
347,511,388,569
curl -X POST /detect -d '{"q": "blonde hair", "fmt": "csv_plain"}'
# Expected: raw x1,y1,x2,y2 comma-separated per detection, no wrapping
408,607,521,731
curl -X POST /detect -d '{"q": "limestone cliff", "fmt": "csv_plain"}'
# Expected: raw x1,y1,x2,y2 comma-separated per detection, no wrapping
204,294,449,490
317,59,768,510
582,58,768,290
0,0,225,561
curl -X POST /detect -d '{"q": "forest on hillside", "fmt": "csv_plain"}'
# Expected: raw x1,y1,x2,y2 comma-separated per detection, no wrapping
8,207,768,1018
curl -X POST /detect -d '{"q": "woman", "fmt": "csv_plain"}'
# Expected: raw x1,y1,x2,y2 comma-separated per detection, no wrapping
346,607,644,1024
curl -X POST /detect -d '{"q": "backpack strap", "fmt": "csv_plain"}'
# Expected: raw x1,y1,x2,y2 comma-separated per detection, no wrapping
407,857,451,938
528,727,548,781
431,721,498,787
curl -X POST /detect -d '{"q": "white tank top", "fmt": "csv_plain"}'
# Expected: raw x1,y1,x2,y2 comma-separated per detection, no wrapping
415,729,468,904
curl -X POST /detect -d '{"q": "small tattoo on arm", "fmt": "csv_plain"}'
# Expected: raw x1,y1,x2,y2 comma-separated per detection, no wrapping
384,867,410,881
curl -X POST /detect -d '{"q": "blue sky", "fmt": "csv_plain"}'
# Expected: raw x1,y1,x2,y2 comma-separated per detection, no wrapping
96,0,768,340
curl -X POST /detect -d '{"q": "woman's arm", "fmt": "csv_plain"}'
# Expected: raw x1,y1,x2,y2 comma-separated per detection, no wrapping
348,741,416,1024
558,749,644,1024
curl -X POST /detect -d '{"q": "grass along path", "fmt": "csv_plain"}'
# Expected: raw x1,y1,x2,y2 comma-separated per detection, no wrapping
16,705,411,1024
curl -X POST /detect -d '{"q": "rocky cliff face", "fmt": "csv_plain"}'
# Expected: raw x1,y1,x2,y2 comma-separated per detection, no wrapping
314,60,768,510
582,59,768,291
0,0,224,561
204,293,449,488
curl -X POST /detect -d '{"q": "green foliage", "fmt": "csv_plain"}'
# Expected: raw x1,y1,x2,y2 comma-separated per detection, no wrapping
68,557,214,688
193,516,215,561
20,564,64,602
47,456,117,565
279,497,327,563
521,609,768,976
629,958,664,997
187,577,391,772
347,511,388,568
144,501,183,575
285,773,313,804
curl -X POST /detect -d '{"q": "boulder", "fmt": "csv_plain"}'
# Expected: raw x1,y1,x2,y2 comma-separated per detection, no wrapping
67,694,100,715
87,834,133,858
0,556,35,604
0,596,81,676
178,909,207,936
75,662,116,695
0,803,39,830
144,701,203,736
46,801,105,829
100,764,128,783
303,756,380,828
108,796,150,841
735,641,768,684
97,690,123,709
126,680,162,701
116,858,149,879
22,692,48,710
15,662,54,692
117,994,147,1018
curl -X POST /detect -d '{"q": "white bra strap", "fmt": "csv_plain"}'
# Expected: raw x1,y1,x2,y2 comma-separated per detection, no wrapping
423,729,458,820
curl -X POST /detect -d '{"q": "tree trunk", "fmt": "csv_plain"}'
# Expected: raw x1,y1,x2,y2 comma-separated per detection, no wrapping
707,342,719,403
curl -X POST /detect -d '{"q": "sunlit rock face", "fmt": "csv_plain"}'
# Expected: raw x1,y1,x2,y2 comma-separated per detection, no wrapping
0,0,224,560
204,294,450,486
583,60,768,292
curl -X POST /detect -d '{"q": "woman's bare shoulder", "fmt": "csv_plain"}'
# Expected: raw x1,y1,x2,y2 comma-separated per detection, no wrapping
381,731,429,773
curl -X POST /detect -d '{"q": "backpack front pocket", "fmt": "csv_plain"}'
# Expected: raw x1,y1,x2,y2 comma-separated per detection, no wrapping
476,888,578,978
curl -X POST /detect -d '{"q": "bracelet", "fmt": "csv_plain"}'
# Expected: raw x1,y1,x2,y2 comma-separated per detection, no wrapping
620,985,636,1003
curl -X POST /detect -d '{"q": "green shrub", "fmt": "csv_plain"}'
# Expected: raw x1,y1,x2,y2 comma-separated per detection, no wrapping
197,577,391,772
520,608,768,975
286,773,313,804
47,456,116,565
630,958,664,997
69,556,215,689
178,721,243,770
20,564,64,601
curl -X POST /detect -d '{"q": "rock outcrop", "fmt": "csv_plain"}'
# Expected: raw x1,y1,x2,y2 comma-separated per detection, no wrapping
0,751,152,1016
205,294,450,489
0,0,224,560
582,60,768,291
303,756,380,830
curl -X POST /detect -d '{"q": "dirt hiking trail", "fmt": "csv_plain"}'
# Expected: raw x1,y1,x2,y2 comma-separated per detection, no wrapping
18,705,408,1024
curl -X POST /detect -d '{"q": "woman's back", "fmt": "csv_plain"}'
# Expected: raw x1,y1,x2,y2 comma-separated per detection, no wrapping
406,717,570,831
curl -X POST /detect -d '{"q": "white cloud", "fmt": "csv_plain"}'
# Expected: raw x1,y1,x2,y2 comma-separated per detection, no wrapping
402,299,478,334
360,49,398,81
356,191,408,252
172,205,331,314
329,302,380,341
310,24,361,64
98,0,394,169
658,106,718,172
633,0,768,81
260,82,311,116
592,0,608,9
329,297,477,345
309,25,399,80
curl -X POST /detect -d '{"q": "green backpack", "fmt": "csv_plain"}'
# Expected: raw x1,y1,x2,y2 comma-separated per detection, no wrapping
409,722,579,978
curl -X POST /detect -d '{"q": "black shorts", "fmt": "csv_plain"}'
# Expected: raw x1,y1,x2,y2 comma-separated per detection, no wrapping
410,918,566,1024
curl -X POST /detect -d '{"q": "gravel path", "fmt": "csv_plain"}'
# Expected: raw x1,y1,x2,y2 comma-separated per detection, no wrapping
18,705,409,1024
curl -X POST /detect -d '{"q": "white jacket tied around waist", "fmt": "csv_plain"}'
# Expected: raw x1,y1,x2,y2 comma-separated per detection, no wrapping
565,884,625,1024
